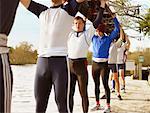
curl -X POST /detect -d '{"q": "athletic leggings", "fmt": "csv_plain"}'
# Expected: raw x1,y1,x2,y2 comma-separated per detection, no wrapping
92,61,110,104
69,58,89,113
34,56,70,113
0,53,13,113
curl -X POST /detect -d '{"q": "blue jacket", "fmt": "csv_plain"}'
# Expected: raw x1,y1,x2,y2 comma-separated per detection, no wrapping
92,17,120,58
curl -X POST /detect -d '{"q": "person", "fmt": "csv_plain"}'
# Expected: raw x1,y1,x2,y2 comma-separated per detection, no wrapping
90,12,120,113
20,0,88,112
68,1,107,112
117,30,130,93
0,0,20,112
108,26,126,100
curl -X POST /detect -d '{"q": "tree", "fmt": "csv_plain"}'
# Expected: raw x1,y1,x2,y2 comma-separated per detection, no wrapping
9,41,37,65
108,0,150,37
138,8,150,36
87,52,92,65
81,0,149,38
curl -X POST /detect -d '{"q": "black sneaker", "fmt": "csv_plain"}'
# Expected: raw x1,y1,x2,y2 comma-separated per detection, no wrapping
101,95,106,99
121,87,126,93
121,87,124,90
117,95,123,100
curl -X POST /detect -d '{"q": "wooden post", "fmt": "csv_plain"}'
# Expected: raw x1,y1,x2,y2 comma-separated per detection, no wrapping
138,63,142,80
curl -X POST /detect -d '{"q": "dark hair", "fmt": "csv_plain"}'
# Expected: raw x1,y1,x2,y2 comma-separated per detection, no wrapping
74,16,85,23
74,16,86,31
97,22,106,33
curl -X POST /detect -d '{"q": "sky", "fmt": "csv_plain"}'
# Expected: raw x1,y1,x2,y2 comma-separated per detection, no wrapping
8,0,150,52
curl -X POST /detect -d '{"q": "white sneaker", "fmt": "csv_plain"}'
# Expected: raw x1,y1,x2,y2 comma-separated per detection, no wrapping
103,107,111,113
111,88,115,93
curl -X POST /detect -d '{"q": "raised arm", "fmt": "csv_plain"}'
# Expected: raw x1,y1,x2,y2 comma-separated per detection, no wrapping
108,13,120,41
116,26,125,47
119,25,125,41
93,0,107,28
63,0,81,16
20,0,48,17
20,0,31,8
125,35,130,50
78,0,107,25
119,26,130,49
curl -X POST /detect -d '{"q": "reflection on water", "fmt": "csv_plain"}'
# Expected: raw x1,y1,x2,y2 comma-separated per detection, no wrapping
11,65,36,113
11,65,103,113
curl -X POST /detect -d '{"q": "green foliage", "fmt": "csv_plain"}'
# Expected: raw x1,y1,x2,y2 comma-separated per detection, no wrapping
127,48,150,66
9,42,37,65
138,8,150,36
87,52,92,65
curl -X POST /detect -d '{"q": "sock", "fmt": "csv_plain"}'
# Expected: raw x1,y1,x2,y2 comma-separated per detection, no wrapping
117,93,120,96
107,103,110,108
96,101,100,105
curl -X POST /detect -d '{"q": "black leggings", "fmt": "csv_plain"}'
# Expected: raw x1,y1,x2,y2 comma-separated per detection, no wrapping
69,58,89,113
34,57,70,113
92,61,110,104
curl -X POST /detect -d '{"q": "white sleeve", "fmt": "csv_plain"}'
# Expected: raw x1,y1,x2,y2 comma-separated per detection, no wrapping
88,42,93,52
85,23,95,44
122,43,127,51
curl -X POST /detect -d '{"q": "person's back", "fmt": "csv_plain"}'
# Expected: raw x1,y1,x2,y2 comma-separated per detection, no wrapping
22,0,79,57
117,43,126,64
38,6,75,57
108,41,118,64
108,33,124,100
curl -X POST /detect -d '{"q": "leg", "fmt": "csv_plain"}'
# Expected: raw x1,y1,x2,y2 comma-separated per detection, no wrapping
108,65,115,92
69,59,77,113
112,79,115,91
92,61,100,104
52,57,70,113
110,73,115,90
111,64,120,95
0,54,13,113
34,58,52,113
0,54,4,113
101,63,110,104
113,72,120,94
118,64,125,90
120,69,125,88
69,72,77,113
76,60,89,113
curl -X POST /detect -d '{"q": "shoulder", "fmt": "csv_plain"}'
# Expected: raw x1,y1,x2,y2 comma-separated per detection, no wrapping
92,35,98,40
39,8,50,17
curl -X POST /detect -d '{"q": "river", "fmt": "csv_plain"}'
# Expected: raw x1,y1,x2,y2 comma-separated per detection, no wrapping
11,65,105,113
